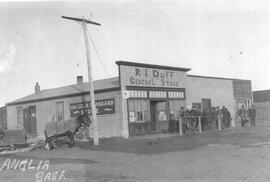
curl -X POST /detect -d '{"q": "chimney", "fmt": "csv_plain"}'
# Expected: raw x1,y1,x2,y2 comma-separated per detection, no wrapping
77,76,83,84
35,82,40,94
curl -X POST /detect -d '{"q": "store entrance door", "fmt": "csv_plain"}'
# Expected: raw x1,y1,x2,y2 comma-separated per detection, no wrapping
150,101,157,132
150,101,167,133
23,108,30,134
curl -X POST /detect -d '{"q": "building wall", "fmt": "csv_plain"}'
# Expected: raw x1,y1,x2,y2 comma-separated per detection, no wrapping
186,76,236,126
233,80,252,99
254,101,270,125
232,80,253,126
0,106,7,129
7,90,122,137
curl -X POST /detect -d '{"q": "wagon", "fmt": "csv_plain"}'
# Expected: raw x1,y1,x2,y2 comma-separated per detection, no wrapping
44,114,91,149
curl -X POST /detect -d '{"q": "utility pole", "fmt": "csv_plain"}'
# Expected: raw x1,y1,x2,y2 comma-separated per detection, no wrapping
62,16,101,145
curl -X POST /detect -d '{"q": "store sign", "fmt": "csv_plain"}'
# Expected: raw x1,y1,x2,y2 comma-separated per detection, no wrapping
120,66,186,88
70,99,115,117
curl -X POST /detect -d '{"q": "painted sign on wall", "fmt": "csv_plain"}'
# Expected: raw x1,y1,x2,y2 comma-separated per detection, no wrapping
120,66,187,88
233,80,252,98
70,99,115,117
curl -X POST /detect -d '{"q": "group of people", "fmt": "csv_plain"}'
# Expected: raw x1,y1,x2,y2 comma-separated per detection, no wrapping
168,105,232,133
237,105,256,127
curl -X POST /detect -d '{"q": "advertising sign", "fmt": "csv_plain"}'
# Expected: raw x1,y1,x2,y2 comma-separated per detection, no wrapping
70,99,115,117
120,65,186,88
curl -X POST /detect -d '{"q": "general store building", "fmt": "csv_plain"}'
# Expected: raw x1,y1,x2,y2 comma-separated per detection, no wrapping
6,61,253,138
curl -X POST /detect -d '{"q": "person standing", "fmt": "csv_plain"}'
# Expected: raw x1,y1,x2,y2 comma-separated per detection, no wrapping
189,106,197,133
222,107,231,128
238,105,247,127
168,114,176,133
248,105,256,127
221,106,226,129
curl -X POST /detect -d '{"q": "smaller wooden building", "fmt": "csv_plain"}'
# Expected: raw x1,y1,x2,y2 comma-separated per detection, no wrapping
253,90,270,125
0,106,7,129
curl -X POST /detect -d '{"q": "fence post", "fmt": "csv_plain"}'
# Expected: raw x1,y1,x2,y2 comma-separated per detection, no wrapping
218,114,222,130
198,116,202,133
179,117,183,136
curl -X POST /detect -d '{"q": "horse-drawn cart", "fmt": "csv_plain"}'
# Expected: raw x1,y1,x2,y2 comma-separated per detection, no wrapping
44,114,91,149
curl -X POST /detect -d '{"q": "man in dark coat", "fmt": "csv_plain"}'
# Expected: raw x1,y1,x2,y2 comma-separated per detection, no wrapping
248,105,256,127
222,107,231,128
189,106,197,130
221,106,226,128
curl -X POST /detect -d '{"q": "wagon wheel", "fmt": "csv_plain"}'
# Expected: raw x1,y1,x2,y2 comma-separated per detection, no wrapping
66,130,75,148
44,131,57,150
49,138,57,149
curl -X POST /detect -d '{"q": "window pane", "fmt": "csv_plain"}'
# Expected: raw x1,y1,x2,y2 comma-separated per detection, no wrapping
56,102,64,122
17,107,22,126
137,111,143,122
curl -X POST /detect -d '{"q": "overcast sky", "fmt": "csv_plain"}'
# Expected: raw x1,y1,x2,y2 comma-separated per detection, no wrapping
0,0,269,107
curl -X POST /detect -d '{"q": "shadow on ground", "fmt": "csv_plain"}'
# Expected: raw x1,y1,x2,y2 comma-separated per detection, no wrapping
75,126,270,155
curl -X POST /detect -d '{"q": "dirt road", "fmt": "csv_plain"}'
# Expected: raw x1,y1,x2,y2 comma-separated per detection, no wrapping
1,126,270,182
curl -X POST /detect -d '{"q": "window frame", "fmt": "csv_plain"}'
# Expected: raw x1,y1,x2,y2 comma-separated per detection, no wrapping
16,107,23,126
56,101,65,122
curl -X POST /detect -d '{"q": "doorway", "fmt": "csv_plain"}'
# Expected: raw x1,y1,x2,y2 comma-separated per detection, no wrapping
150,101,167,133
23,106,37,136
201,99,211,111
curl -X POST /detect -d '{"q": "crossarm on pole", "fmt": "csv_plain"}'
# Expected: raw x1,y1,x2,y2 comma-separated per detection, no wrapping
61,16,101,26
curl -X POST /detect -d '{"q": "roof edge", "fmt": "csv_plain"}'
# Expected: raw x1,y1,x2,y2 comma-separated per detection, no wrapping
253,89,270,93
116,61,191,72
187,74,251,81
6,87,120,106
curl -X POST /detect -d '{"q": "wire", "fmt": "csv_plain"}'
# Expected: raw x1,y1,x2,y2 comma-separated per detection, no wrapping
86,27,110,77
63,24,84,86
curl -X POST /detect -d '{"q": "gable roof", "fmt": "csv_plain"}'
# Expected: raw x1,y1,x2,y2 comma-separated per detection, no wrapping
6,77,120,106
253,90,270,103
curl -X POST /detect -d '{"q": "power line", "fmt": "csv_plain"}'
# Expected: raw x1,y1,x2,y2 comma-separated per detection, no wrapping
86,28,110,77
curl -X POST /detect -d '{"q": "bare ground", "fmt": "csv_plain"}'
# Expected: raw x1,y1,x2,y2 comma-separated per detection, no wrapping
1,126,270,182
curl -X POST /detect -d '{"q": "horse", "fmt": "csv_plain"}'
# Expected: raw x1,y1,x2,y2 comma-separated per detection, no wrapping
44,113,91,149
73,113,91,134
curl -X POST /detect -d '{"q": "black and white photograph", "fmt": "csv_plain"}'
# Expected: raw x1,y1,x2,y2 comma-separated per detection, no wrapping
0,0,270,181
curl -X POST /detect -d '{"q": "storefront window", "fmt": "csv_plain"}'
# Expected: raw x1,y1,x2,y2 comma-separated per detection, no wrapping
158,110,167,121
128,100,150,123
137,111,143,122
129,111,136,122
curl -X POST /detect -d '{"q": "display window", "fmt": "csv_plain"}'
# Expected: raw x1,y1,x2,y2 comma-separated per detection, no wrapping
158,110,167,121
128,100,150,123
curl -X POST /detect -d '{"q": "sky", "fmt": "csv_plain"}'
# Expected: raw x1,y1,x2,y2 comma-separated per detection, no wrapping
0,0,270,107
